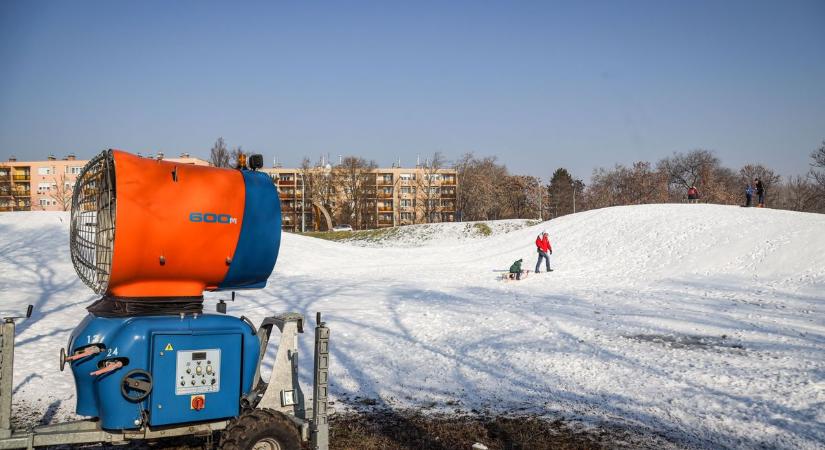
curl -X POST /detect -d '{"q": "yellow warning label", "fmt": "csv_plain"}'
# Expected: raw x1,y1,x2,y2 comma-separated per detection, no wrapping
164,343,174,351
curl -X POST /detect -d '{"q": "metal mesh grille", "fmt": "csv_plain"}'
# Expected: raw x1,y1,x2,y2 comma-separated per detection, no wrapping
70,150,116,294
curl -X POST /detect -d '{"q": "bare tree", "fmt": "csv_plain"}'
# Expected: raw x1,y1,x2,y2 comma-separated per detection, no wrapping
48,172,73,211
809,140,825,196
739,164,781,192
416,152,445,223
773,175,820,212
585,162,670,210
454,153,509,221
209,137,230,168
502,175,541,218
658,149,720,199
332,156,376,229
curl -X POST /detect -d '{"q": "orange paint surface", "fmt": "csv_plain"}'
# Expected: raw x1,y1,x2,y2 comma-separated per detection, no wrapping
107,150,245,297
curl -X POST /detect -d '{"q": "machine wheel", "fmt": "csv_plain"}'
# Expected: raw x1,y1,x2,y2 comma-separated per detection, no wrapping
220,409,301,450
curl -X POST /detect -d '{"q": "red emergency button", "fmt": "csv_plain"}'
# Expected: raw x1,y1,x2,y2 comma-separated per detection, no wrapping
191,395,205,411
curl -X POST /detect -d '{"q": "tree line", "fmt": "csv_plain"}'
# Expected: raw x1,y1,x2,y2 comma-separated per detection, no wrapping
456,144,825,220
209,137,825,224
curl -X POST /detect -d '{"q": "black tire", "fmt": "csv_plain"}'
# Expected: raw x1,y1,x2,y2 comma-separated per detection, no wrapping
219,409,301,450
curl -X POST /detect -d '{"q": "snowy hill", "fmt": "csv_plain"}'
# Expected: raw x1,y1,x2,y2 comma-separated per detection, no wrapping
1,205,824,449
306,219,538,247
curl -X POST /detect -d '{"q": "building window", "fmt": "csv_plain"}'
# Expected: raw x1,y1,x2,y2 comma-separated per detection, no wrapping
67,166,82,175
38,167,51,175
400,199,411,208
401,212,413,221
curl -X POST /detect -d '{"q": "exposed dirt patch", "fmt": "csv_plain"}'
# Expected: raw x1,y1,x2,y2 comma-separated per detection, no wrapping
623,333,745,352
8,409,689,450
329,409,689,450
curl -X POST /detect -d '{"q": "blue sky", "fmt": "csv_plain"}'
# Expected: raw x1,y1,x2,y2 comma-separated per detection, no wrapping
1,0,823,180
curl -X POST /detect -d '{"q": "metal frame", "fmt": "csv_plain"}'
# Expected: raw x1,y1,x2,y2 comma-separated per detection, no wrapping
0,311,330,450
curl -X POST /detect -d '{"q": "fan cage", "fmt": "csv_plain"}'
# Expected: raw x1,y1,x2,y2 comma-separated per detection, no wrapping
70,150,116,294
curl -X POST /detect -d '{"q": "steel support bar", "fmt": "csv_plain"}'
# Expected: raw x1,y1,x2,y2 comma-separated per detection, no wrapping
0,419,230,449
1,321,15,439
310,313,329,450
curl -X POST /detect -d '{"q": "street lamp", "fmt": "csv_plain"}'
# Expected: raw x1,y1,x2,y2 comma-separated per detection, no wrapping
537,178,543,221
300,173,306,233
571,180,577,214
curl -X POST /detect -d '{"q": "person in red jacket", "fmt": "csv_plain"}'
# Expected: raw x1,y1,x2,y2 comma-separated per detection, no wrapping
687,186,699,203
535,231,553,273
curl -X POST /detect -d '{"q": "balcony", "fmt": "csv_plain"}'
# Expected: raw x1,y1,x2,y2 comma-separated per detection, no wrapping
378,207,393,212
377,192,393,199
12,174,30,182
13,187,31,196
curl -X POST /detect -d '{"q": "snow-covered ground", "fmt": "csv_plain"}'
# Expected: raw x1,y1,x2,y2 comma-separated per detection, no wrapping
1,205,824,449
329,219,538,247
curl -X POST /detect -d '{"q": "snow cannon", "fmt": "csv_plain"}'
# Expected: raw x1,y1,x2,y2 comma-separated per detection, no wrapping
1,152,330,449
61,149,280,430
70,149,281,298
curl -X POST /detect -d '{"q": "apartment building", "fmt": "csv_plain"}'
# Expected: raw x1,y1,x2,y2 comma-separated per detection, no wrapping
0,152,210,212
263,166,458,232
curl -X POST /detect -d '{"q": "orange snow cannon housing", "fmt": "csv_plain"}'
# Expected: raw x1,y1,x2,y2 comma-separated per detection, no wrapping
69,149,281,298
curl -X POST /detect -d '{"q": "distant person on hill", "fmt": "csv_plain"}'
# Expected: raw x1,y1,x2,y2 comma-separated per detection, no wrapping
754,178,765,207
535,231,553,273
509,259,524,280
687,186,699,203
745,183,754,207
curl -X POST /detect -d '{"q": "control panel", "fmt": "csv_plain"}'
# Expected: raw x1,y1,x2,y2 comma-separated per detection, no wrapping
175,349,221,395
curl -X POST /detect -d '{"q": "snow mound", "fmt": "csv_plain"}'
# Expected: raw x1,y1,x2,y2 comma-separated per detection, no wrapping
316,219,539,248
1,205,824,449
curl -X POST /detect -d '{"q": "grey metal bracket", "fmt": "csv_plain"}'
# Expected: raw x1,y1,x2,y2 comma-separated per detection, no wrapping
255,313,306,418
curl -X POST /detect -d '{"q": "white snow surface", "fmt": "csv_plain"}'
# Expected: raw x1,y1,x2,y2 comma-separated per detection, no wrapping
1,205,824,449
331,219,538,247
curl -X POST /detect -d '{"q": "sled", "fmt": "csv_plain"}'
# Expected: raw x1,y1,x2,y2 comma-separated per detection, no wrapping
498,270,531,281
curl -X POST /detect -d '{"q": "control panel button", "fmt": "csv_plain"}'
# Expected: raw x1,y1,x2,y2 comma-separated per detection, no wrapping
191,395,205,411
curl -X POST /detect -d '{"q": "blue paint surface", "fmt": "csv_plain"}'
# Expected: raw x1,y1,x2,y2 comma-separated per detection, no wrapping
220,170,281,290
68,314,260,430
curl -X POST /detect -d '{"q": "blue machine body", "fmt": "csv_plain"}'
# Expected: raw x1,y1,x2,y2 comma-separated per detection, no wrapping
68,314,260,430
